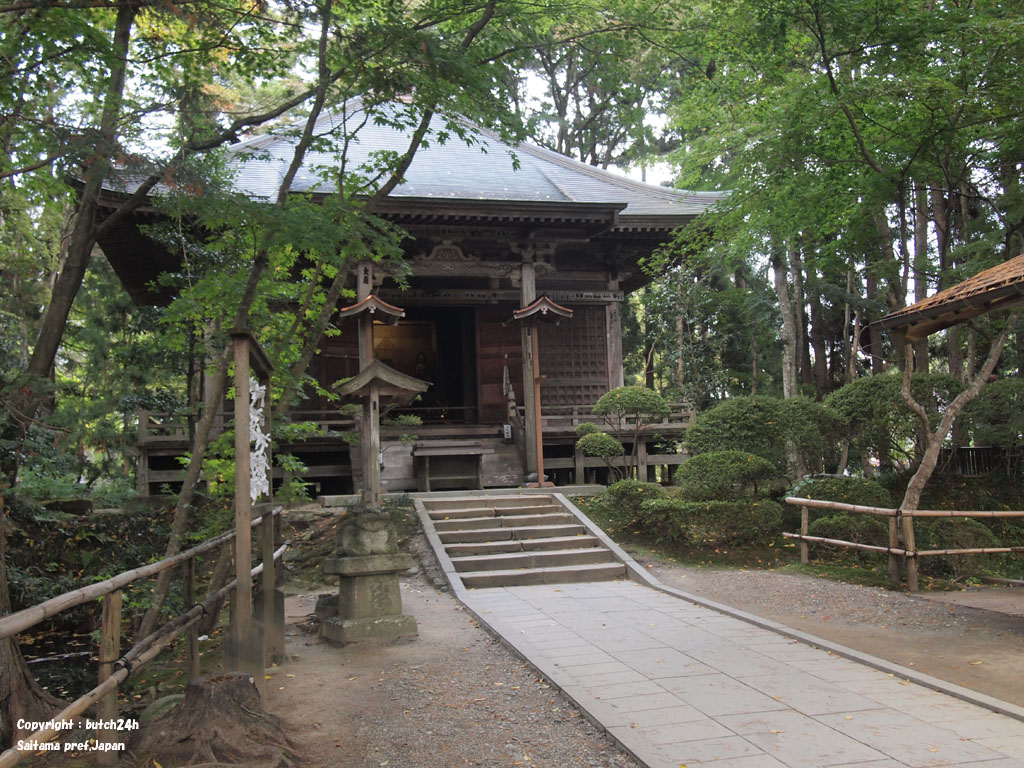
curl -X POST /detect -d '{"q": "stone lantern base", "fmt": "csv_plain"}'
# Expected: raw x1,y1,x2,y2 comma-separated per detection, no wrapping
321,513,418,644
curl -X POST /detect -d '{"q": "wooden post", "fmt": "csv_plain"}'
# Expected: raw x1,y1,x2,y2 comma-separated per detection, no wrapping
529,322,549,487
261,508,283,663
888,514,902,587
574,445,585,486
96,589,122,764
363,383,382,507
231,334,254,675
638,435,649,482
901,509,919,592
520,260,537,475
800,505,809,564
183,559,200,681
606,302,624,389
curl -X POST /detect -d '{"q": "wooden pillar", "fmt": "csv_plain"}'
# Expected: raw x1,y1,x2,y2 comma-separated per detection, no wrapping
356,261,374,364
607,302,624,389
363,383,382,507
800,505,810,564
183,559,200,681
888,514,901,586
356,261,381,508
96,590,122,764
231,335,254,677
520,260,538,475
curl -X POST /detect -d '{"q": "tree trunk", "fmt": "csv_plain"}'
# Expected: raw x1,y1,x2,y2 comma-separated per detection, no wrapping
1,495,63,748
1,6,137,745
809,291,829,398
772,244,799,399
913,181,931,372
789,245,812,388
865,269,885,374
900,313,1020,514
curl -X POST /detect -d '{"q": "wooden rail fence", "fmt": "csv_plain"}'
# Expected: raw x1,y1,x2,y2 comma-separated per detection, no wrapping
784,496,1024,592
0,504,286,767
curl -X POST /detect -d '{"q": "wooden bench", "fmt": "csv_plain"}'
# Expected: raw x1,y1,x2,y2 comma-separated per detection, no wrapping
412,440,494,492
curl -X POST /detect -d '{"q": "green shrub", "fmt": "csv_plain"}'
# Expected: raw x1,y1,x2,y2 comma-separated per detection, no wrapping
593,386,672,425
790,476,894,509
825,372,964,469
807,513,889,562
575,421,601,437
684,396,841,477
671,498,784,545
632,498,696,544
676,451,778,501
917,518,1004,580
599,479,664,526
576,431,621,457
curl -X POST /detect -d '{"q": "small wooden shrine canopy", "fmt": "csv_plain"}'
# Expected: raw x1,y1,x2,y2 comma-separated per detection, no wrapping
876,253,1024,341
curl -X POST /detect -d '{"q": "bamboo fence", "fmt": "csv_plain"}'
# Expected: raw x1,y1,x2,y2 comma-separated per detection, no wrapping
784,496,1024,592
0,505,285,768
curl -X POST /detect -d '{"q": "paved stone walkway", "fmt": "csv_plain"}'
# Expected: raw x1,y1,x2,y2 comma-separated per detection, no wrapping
461,580,1024,768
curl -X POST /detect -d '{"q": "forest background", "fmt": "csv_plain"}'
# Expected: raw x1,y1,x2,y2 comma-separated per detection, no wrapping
1,0,1023,747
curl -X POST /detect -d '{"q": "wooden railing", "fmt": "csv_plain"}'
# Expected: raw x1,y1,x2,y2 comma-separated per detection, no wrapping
523,403,695,431
784,496,1024,592
0,505,285,766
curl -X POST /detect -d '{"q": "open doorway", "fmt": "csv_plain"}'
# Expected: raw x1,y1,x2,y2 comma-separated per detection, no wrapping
375,306,478,423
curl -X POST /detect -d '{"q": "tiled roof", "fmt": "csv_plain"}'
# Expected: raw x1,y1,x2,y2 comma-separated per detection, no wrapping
877,253,1024,340
223,102,723,227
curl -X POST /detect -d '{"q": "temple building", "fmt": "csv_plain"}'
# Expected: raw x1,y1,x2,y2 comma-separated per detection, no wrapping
98,104,723,495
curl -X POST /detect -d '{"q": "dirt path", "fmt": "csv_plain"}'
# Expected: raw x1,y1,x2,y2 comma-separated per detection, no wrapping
263,572,641,768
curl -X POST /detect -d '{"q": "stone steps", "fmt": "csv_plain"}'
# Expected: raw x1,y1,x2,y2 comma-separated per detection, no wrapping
423,493,626,589
432,512,576,531
459,562,626,589
450,547,618,573
444,534,602,556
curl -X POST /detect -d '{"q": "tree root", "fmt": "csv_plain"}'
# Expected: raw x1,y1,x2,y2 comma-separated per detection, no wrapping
130,674,303,767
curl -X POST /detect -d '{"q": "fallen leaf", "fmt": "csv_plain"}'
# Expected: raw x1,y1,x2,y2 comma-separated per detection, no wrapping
970,661,984,666
770,729,784,734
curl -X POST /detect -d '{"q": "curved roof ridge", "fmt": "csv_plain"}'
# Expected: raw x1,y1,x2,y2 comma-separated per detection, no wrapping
455,115,724,204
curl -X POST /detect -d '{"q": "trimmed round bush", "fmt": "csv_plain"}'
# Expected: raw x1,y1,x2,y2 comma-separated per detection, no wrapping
575,421,601,437
668,498,784,545
576,431,623,458
676,451,778,501
684,396,840,476
917,518,1004,580
594,479,664,531
593,386,672,423
807,513,889,562
632,498,696,544
790,476,893,509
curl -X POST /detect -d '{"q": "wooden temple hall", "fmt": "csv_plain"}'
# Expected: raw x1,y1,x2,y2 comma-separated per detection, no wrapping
99,105,722,496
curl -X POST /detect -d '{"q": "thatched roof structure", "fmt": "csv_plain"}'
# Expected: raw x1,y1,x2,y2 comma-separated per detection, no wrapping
876,253,1024,341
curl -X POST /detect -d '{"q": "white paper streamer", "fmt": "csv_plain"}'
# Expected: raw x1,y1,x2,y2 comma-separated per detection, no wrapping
248,375,270,502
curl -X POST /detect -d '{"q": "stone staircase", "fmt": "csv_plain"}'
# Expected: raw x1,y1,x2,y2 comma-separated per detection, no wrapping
421,494,626,589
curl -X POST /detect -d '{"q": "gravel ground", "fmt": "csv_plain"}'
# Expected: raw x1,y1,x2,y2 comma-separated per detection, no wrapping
262,513,1023,767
